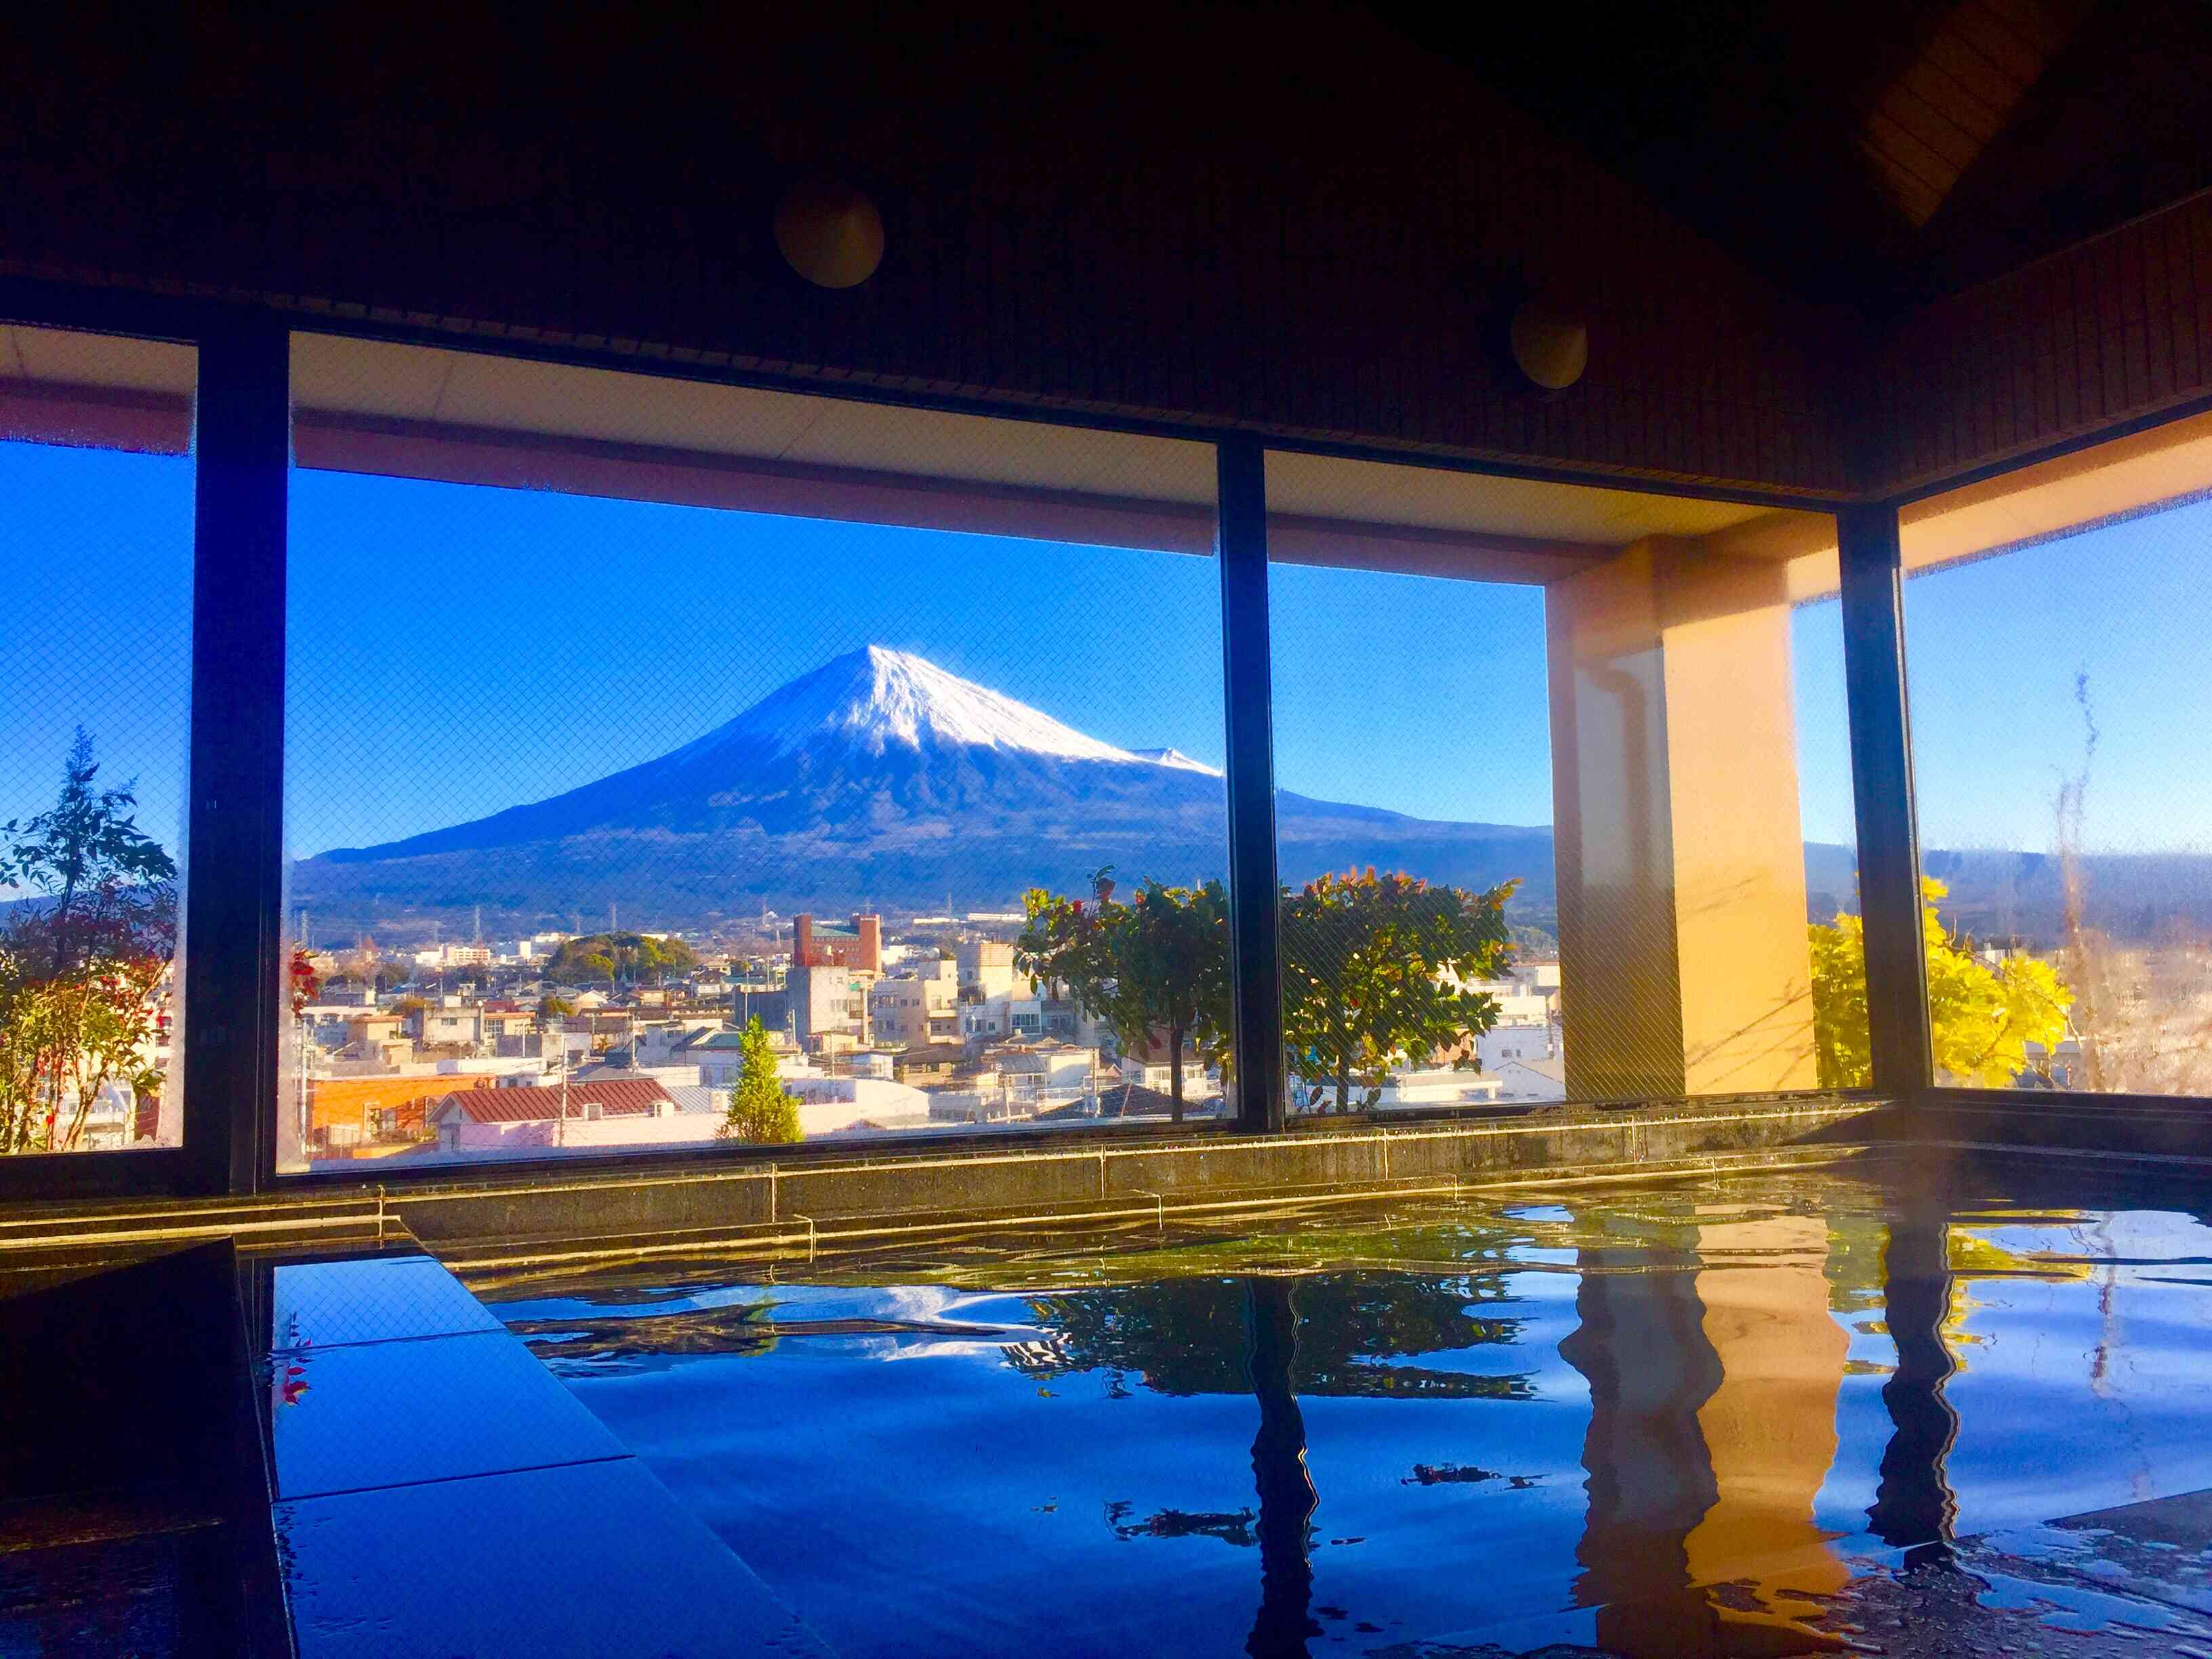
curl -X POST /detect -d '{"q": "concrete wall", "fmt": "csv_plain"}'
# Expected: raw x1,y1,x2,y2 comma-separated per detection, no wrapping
446,1115,724,1154
392,1094,1879,1258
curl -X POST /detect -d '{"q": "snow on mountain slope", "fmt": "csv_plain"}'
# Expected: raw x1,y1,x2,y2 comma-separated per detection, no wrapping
292,644,1563,926
661,646,1151,768
1128,747,1224,777
319,646,1231,864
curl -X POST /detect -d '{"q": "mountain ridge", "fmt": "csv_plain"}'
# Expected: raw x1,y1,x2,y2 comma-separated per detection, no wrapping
291,647,2212,943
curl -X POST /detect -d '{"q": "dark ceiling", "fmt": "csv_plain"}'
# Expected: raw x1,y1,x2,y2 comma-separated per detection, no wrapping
1381,0,2212,311
6,1,2208,323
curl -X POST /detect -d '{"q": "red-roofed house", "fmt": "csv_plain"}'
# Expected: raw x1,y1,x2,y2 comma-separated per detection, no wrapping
422,1076,714,1156
426,1078,672,1126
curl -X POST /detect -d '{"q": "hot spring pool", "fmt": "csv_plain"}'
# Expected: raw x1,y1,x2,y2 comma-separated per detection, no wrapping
472,1160,2212,1657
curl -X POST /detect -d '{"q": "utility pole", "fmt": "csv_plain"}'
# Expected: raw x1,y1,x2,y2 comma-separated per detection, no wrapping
297,1007,312,1153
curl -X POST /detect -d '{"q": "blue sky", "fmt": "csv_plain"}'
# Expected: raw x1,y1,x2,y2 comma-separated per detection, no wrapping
2,445,196,861
1903,501,2212,859
6,441,2209,873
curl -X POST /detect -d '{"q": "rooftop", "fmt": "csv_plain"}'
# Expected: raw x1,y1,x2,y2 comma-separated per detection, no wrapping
432,1079,674,1124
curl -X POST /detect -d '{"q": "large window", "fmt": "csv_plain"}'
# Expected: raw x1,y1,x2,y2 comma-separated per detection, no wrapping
0,325,195,1157
1263,451,1858,1111
0,320,1936,1188
1902,411,2212,1095
278,335,1225,1169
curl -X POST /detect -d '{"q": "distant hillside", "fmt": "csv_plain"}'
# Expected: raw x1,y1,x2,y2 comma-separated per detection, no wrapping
287,646,2212,947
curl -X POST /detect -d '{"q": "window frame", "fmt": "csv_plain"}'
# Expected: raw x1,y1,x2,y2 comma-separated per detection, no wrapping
0,291,219,1201
12,270,2202,1202
1883,403,2212,1111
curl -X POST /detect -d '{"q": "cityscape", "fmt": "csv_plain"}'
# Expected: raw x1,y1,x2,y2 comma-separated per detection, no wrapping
14,608,2212,1164
9,430,2212,1163
270,647,1570,1168
280,907,1568,1166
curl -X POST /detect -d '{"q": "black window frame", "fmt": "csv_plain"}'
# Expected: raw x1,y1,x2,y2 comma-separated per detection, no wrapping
9,270,2199,1204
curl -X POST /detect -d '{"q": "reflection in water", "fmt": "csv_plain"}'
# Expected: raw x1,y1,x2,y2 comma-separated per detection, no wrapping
1244,1277,1319,1659
1676,1216,1852,1654
1561,1231,1721,1619
1559,1217,1853,1655
1868,1208,1960,1567
485,1166,2212,1658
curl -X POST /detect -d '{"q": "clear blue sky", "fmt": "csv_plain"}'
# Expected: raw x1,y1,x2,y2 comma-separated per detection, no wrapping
6,441,2209,876
1902,500,2212,858
2,444,196,862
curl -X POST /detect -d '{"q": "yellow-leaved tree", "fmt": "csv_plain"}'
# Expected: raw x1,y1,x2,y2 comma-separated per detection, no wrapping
1810,877,2073,1088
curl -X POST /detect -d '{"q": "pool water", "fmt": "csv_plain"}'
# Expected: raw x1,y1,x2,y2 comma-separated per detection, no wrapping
475,1159,2212,1658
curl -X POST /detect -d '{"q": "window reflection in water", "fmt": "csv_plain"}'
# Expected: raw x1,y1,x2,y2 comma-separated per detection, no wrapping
483,1168,2211,1659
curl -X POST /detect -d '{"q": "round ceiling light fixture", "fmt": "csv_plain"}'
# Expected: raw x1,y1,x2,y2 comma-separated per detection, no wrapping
1509,296,1589,392
774,177,886,289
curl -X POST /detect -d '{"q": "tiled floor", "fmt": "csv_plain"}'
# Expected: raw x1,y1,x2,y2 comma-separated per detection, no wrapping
266,1254,834,1659
269,1329,626,1500
0,1240,283,1659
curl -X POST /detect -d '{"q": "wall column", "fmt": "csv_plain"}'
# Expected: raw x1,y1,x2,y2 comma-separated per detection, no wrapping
1547,537,1817,1098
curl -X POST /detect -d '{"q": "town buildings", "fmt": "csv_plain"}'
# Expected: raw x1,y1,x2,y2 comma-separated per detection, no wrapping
277,909,1571,1166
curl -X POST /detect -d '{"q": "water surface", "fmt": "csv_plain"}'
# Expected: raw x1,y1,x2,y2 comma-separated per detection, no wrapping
478,1158,2212,1657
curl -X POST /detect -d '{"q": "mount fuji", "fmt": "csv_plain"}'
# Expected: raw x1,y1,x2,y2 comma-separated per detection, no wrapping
293,645,1561,933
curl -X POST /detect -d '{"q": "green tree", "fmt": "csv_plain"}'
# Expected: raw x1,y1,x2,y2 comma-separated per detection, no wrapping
718,1015,802,1143
1017,870,1232,1121
546,931,698,987
1279,867,1517,1112
0,731,178,1153
1,728,175,977
1005,1270,1532,1400
1809,876,2073,1088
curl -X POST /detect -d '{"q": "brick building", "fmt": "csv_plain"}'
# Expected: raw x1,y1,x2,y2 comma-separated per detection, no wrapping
792,914,882,974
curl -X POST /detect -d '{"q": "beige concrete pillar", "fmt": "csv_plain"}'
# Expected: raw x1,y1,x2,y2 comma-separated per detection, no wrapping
1547,537,1818,1097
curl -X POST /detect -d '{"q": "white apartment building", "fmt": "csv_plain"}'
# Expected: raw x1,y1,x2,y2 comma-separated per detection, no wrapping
407,1004,485,1047
1475,1023,1557,1069
955,938,1029,1002
1492,1057,1568,1102
790,963,872,1050
868,959,960,1049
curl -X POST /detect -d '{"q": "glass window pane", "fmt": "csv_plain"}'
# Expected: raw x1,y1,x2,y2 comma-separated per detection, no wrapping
0,324,195,1156
280,334,1223,1170
1902,412,2212,1094
1264,450,1855,1110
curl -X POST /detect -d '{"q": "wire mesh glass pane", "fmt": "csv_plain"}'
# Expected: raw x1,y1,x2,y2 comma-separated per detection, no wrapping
279,334,1224,1170
0,324,194,1155
1264,449,1857,1110
1903,416,2212,1094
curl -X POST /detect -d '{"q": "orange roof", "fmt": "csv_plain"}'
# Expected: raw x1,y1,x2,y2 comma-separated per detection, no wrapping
306,1074,488,1134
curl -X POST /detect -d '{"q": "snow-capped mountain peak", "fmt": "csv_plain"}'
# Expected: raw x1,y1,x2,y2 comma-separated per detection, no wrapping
1130,747,1225,778
674,645,1194,769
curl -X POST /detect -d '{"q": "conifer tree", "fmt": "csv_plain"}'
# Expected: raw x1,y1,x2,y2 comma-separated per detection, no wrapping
718,1015,802,1143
